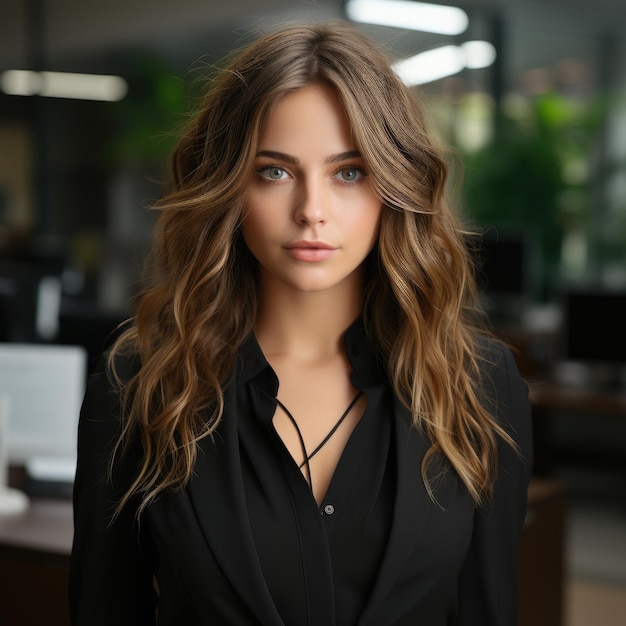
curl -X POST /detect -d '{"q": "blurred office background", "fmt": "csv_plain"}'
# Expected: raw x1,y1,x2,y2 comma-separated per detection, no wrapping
1,1,625,624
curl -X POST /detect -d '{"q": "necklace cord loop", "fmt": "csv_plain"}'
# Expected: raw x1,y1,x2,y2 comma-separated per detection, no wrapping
276,390,363,493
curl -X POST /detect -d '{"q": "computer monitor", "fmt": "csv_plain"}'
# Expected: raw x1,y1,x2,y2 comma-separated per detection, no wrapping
476,233,531,295
0,343,87,481
473,231,535,324
561,288,626,389
0,251,65,343
563,288,626,364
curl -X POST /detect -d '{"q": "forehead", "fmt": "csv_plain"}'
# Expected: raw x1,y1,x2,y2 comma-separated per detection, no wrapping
257,83,355,150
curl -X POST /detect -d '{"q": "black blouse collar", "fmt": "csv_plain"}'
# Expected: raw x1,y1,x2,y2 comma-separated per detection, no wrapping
236,332,278,395
344,317,387,390
236,317,387,394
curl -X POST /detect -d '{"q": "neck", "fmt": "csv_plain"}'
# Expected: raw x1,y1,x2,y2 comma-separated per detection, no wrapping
254,279,362,363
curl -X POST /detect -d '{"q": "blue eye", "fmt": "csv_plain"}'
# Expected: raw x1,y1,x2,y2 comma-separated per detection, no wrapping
258,166,288,180
336,167,365,183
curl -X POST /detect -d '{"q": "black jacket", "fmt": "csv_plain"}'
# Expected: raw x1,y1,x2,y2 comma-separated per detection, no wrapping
70,333,532,625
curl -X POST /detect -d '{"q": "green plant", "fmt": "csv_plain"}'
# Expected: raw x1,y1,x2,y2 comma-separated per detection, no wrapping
106,54,192,166
460,92,609,296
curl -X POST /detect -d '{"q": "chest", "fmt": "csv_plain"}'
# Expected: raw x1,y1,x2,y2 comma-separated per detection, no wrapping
267,353,367,505
143,387,477,626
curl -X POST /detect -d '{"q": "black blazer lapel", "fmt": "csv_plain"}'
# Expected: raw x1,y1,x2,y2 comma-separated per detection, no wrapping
187,380,284,625
358,396,438,625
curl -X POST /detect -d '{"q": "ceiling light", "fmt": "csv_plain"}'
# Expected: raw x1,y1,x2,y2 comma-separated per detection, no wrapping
346,0,469,36
392,41,496,86
461,41,497,69
0,70,128,102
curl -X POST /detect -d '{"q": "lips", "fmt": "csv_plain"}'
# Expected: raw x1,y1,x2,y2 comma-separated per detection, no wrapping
286,240,337,262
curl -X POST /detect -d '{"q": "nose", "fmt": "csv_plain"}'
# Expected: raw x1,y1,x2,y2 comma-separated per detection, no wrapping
293,176,327,225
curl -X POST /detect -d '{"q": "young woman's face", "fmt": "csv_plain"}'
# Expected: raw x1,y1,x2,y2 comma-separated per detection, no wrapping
242,83,382,296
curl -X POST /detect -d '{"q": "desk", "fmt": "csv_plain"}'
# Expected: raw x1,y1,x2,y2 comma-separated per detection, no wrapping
529,380,626,476
0,498,72,626
497,324,626,414
530,381,626,415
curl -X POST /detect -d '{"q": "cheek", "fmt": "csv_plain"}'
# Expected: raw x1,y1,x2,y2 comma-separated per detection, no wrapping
241,216,262,258
243,188,282,231
345,182,383,244
241,200,281,262
241,193,264,239
356,203,383,249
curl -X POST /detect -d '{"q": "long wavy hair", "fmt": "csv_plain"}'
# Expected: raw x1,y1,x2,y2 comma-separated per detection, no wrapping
109,21,513,517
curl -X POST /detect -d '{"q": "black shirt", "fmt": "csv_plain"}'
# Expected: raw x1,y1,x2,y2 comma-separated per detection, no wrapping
237,322,395,625
70,320,533,626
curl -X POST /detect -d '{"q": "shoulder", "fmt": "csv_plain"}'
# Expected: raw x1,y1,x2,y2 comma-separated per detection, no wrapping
475,334,516,376
84,351,140,404
475,334,526,403
475,334,532,449
75,351,144,502
78,351,140,451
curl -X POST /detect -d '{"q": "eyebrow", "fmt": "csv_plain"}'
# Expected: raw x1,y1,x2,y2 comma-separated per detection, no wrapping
255,150,362,165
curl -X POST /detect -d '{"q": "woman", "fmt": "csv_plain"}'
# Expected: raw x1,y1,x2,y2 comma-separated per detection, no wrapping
70,21,532,626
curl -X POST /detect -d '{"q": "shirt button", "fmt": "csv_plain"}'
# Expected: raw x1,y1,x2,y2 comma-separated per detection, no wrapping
324,504,335,515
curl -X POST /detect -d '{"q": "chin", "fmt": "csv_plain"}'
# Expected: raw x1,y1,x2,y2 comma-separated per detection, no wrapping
284,273,360,295
286,281,338,294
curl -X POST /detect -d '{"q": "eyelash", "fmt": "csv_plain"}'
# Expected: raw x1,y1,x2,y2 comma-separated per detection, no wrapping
255,165,368,184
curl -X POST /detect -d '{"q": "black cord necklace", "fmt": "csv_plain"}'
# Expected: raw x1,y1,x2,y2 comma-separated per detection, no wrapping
275,390,363,492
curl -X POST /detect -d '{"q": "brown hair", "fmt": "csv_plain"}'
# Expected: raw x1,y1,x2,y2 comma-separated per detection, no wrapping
109,21,513,517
